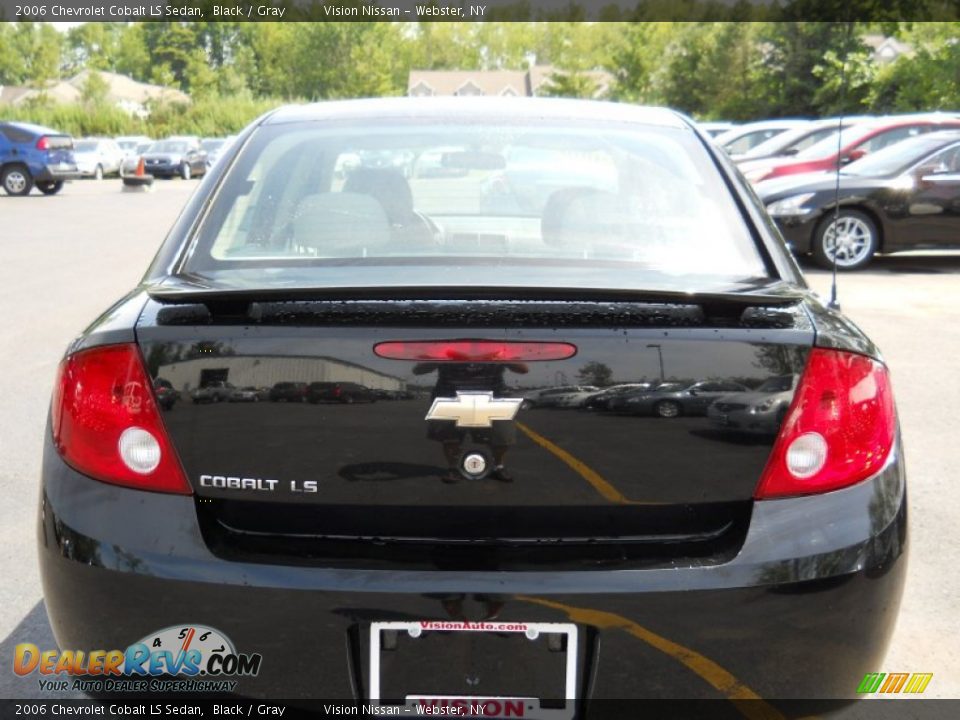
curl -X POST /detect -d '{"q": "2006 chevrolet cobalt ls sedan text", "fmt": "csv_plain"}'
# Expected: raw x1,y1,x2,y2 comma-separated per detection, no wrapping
39,98,906,712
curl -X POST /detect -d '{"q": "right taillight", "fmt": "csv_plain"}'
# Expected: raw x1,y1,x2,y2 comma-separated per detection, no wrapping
754,347,896,499
51,344,191,495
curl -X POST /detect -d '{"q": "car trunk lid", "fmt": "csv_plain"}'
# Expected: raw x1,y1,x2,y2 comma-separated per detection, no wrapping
136,294,813,568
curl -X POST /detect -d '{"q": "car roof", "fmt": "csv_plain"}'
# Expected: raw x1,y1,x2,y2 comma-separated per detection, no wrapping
2,121,65,137
264,97,690,130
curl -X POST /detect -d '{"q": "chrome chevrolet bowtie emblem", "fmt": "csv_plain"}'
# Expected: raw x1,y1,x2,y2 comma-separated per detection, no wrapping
425,392,523,428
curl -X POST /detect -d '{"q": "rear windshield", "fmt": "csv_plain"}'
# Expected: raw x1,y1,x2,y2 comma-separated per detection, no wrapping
75,141,97,152
841,135,960,177
181,118,769,291
795,124,878,159
151,141,189,153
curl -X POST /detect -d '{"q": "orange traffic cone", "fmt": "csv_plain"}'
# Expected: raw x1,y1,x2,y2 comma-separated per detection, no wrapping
123,154,154,190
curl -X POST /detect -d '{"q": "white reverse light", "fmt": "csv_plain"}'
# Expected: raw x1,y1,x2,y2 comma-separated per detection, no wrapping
118,427,162,474
786,432,828,479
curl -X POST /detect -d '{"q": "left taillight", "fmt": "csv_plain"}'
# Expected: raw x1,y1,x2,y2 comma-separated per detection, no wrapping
51,344,192,494
36,136,49,151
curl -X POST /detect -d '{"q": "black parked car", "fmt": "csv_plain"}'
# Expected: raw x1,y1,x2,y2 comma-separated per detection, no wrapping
41,98,905,703
152,378,179,411
268,381,307,402
307,381,378,404
759,130,960,269
141,137,208,180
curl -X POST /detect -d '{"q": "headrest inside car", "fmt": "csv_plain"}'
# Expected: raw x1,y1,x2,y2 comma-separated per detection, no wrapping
293,192,390,256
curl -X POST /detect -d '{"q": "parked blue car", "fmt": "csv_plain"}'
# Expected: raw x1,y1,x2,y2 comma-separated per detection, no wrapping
0,121,79,196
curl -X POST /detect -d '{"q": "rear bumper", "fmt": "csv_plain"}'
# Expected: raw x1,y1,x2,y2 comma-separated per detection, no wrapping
35,164,81,182
38,432,907,702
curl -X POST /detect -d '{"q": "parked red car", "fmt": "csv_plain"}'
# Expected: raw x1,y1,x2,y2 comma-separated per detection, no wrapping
740,114,960,184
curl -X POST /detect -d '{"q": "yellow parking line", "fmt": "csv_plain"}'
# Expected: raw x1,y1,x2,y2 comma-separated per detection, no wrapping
518,596,793,720
516,422,636,505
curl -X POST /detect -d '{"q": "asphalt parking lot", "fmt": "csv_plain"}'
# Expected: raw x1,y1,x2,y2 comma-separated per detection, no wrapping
0,179,957,707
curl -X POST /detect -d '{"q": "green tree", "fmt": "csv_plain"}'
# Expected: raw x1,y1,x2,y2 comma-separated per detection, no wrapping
13,22,63,88
577,362,614,387
540,70,600,98
0,23,28,84
142,22,199,89
79,70,110,107
757,22,868,118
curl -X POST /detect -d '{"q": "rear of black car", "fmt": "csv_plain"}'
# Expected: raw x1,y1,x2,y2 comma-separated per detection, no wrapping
39,100,906,710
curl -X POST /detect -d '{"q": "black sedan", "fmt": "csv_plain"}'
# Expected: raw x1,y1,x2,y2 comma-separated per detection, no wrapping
758,130,960,269
40,98,905,705
307,381,378,404
141,137,208,179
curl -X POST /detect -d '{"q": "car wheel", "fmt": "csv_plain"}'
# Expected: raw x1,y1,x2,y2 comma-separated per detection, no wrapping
94,165,103,181
655,400,681,418
180,163,192,180
812,210,878,271
1,165,33,196
36,181,64,196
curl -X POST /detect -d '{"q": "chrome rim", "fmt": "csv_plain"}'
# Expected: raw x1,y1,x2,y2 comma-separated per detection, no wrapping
822,216,873,267
5,170,27,193
658,402,679,418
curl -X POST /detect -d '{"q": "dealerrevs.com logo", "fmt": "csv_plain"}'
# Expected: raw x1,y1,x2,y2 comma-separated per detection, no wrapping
14,624,262,693
857,672,933,694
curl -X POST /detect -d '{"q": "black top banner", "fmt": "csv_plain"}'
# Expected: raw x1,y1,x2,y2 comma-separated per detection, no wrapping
1,0,957,22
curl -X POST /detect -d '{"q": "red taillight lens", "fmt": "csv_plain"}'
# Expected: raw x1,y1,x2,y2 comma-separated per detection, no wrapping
51,344,191,495
755,348,896,499
374,340,577,363
36,136,49,151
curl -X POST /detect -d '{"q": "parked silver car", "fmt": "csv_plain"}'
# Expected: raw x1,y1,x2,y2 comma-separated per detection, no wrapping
201,136,236,167
612,380,749,418
708,374,801,435
190,381,235,404
73,138,125,179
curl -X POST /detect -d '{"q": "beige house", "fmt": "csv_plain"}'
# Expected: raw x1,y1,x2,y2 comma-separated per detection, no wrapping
408,66,612,99
0,70,188,116
862,35,915,65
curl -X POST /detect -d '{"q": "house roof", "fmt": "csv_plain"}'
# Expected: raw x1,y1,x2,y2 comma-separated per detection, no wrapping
408,70,530,97
67,69,189,105
408,66,613,99
0,71,188,108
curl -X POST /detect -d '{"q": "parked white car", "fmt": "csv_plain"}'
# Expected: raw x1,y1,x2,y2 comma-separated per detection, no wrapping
713,120,811,158
522,385,598,409
73,138,125,179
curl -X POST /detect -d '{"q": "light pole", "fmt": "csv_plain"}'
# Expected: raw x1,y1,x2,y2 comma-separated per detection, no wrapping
646,344,664,383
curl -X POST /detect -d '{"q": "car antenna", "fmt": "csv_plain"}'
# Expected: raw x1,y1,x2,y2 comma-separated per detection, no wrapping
828,22,855,311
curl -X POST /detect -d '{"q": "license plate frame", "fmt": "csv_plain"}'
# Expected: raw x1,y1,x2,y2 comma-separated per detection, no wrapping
369,620,577,718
